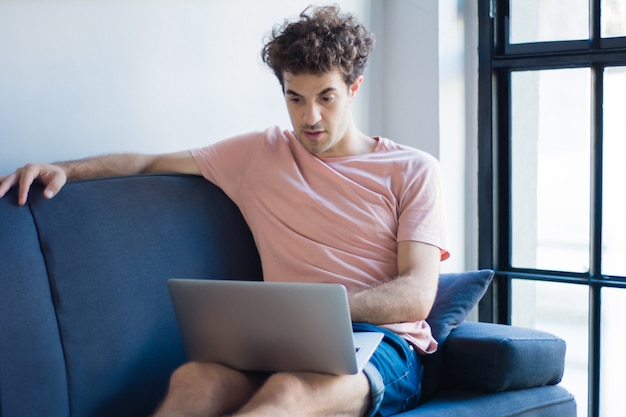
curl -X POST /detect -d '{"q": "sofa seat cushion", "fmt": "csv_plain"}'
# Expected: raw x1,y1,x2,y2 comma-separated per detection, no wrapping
443,321,566,392
400,385,576,417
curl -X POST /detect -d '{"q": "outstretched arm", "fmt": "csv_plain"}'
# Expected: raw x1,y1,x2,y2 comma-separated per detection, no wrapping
348,240,440,324
0,151,200,206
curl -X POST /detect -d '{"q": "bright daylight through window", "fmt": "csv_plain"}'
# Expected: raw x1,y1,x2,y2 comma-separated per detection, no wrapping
481,1,626,417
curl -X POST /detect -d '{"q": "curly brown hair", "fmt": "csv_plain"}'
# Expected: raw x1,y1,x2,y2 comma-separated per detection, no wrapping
261,5,375,90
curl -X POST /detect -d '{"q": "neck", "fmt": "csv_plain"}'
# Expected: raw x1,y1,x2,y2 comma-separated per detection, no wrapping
341,123,376,156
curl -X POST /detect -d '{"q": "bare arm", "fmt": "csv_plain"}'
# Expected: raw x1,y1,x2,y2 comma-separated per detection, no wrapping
348,241,441,324
56,151,201,178
0,151,200,206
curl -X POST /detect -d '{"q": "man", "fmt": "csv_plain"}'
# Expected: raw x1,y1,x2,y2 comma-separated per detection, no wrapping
0,5,449,417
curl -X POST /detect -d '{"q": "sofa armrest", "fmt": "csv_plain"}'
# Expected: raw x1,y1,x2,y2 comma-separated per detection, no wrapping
442,321,566,392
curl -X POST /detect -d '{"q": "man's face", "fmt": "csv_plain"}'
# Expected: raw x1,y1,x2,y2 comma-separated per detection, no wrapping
283,71,361,158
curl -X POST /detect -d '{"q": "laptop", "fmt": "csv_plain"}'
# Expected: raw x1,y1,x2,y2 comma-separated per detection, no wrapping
168,279,384,375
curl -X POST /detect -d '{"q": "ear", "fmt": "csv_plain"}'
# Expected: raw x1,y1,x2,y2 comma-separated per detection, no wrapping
348,76,364,102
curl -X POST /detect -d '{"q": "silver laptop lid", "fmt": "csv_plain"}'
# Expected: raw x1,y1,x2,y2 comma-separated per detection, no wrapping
168,279,382,375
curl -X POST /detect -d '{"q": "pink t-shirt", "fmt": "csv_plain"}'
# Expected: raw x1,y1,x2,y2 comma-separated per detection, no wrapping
191,126,449,354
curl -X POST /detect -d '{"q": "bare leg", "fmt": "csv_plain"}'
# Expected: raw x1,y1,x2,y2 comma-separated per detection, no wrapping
232,371,371,417
153,362,266,417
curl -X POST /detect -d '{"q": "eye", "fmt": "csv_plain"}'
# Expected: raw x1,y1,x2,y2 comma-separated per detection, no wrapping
321,95,335,103
288,96,302,104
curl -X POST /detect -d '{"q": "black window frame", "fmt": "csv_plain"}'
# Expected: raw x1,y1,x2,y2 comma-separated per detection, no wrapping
477,2,626,417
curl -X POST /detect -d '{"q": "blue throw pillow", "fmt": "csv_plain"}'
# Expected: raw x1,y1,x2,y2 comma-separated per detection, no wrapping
420,269,494,400
427,270,494,343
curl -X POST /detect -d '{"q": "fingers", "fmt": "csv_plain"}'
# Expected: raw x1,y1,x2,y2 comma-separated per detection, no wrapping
0,173,18,199
0,163,67,206
17,165,38,206
42,172,66,200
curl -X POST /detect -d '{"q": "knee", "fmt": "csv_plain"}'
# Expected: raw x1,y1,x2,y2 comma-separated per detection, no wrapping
267,372,307,391
168,361,220,394
260,373,308,406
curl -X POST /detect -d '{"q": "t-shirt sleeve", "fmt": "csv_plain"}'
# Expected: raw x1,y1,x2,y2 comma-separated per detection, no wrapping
190,130,265,199
396,154,450,261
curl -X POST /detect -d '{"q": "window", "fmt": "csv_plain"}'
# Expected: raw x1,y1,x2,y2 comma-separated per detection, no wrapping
478,2,626,417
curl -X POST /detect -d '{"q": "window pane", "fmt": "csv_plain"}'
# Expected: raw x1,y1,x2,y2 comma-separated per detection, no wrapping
600,288,626,417
512,280,589,417
602,67,626,277
511,69,590,272
510,0,589,44
602,0,626,38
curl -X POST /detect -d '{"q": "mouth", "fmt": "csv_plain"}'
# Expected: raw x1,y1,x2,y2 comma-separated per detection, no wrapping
303,130,325,141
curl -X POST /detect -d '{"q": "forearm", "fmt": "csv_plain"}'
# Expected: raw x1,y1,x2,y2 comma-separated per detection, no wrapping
349,241,441,325
348,275,437,325
55,153,157,181
0,150,199,205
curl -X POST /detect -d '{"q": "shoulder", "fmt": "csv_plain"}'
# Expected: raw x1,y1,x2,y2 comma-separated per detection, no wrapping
376,137,441,172
226,126,295,149
194,126,290,153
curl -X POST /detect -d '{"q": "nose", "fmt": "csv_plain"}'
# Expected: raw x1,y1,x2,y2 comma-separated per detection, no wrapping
303,103,322,126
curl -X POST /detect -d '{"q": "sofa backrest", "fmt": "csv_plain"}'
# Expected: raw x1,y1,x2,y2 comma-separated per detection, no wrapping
0,174,262,417
0,182,69,417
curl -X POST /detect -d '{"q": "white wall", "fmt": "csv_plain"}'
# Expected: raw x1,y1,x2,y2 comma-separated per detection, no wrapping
368,0,477,272
0,0,369,168
368,0,440,158
0,0,477,271
439,0,479,272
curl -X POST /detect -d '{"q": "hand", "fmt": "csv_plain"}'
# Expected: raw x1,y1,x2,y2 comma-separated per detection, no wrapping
0,163,67,206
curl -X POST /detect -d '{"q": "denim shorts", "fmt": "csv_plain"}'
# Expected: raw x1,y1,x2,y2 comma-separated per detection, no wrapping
353,323,424,417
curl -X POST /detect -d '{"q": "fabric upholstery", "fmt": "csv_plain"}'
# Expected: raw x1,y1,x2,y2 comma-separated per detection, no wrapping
421,270,494,399
427,270,495,343
0,190,69,417
443,321,566,392
28,175,262,417
0,174,575,417
398,385,576,417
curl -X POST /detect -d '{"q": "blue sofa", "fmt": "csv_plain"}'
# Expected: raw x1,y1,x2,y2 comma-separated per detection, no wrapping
0,174,576,417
